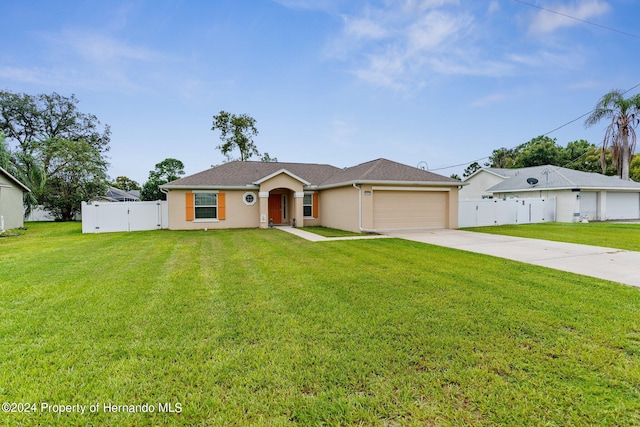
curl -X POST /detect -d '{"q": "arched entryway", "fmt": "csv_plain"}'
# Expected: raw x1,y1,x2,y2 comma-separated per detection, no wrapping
267,188,293,225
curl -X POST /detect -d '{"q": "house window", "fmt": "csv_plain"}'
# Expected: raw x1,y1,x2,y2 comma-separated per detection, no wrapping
195,193,217,219
282,195,287,220
303,193,313,217
243,192,257,206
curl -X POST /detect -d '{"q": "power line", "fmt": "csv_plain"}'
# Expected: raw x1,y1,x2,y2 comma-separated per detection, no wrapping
511,0,640,40
430,82,640,172
431,3,640,174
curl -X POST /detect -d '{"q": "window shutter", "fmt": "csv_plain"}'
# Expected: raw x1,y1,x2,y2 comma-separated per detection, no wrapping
312,193,319,218
218,192,226,220
185,192,194,221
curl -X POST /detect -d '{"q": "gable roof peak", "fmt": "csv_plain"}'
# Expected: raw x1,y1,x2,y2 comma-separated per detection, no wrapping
0,166,31,192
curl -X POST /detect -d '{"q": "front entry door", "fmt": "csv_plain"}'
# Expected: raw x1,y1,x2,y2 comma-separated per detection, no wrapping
268,194,282,224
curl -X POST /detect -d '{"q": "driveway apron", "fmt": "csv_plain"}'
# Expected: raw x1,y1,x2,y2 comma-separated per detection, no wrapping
386,229,640,288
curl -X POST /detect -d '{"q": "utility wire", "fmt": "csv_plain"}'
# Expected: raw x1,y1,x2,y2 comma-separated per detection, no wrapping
511,0,640,40
430,82,640,172
431,2,640,174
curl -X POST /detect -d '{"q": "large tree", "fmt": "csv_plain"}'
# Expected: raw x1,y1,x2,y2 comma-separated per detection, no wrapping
513,136,566,168
564,140,616,175
486,137,613,176
141,158,185,201
40,138,108,220
0,91,110,218
462,161,481,178
111,176,141,192
487,147,517,168
0,131,9,169
585,89,640,180
211,111,260,161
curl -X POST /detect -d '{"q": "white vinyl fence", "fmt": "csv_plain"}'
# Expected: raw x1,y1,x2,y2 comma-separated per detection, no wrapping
459,198,556,228
81,201,168,233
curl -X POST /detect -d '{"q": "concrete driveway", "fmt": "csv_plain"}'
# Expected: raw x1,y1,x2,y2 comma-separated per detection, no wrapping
386,229,640,288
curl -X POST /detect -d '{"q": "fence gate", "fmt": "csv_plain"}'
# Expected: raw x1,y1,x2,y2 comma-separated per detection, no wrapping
81,201,168,233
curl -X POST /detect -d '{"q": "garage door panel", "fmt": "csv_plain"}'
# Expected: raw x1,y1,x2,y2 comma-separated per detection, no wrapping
373,191,448,230
607,192,640,219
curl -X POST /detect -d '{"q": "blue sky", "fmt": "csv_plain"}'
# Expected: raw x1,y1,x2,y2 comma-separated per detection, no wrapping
2,0,639,183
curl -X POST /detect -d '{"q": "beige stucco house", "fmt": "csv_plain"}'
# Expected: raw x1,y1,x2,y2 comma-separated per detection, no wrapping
161,158,462,233
0,166,30,230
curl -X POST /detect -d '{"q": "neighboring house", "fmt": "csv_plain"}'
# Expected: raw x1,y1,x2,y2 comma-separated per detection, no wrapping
462,165,640,222
161,158,463,232
0,166,30,230
25,186,138,222
102,186,141,202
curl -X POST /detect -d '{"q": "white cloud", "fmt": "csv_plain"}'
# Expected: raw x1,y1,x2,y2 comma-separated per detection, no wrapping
27,29,175,93
271,0,340,13
344,16,389,40
487,1,500,15
50,30,168,65
508,48,583,70
528,0,611,34
325,4,479,90
407,10,470,52
0,66,50,86
470,92,507,107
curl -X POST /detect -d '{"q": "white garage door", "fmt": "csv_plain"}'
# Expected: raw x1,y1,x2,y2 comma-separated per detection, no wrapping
606,192,640,220
373,190,448,230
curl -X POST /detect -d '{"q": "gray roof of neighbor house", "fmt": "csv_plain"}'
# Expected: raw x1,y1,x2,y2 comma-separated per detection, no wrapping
105,186,141,202
162,158,461,189
0,166,30,192
486,165,640,193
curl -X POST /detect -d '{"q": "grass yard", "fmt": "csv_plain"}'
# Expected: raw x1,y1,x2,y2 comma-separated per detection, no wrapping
463,222,640,252
1,222,640,426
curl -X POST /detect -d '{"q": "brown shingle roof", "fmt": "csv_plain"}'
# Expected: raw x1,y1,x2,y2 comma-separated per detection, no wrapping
162,158,461,189
319,158,460,186
163,161,342,187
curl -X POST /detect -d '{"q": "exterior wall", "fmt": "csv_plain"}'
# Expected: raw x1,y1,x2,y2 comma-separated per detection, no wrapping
259,174,304,194
0,179,25,230
166,189,260,230
448,187,460,228
318,186,361,233
360,184,375,230
460,171,505,199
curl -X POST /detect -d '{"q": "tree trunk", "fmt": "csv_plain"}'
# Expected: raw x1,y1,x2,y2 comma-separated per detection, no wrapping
621,127,630,180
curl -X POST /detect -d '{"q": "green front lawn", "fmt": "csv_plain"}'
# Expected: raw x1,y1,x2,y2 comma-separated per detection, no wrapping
1,222,640,426
464,222,640,252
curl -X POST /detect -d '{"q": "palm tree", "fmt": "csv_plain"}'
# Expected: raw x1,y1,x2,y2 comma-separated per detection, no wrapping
585,90,640,180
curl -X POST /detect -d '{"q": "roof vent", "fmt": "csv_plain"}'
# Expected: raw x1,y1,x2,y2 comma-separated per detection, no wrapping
526,177,538,186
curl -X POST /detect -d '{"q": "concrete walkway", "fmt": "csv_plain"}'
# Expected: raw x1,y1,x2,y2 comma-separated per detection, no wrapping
275,226,392,242
387,229,640,288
